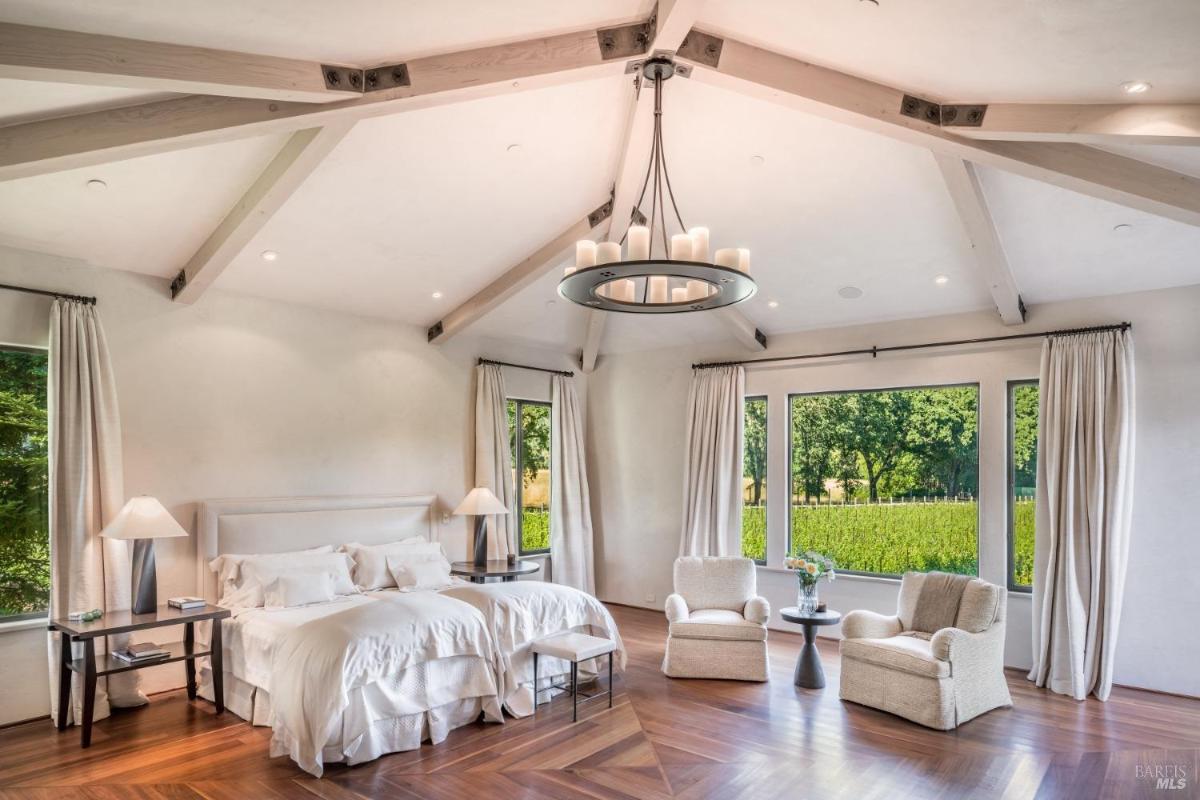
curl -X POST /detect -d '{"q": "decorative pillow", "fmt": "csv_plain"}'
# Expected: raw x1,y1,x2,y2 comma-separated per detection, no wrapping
386,554,454,592
209,544,334,599
241,552,357,598
343,539,450,590
262,569,336,610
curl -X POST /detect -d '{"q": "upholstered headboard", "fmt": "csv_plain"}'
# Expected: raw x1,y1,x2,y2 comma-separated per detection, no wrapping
195,494,438,603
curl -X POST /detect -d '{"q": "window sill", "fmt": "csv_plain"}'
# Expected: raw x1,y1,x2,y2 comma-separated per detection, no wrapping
755,565,901,586
0,616,47,634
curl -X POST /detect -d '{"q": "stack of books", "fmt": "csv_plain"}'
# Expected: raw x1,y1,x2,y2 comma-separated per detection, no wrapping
113,643,170,664
168,596,205,610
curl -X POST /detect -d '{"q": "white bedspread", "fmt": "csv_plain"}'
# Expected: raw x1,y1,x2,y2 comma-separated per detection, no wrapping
265,591,502,776
441,582,625,717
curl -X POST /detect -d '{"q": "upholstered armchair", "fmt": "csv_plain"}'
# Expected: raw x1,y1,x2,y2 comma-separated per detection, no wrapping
839,572,1013,730
663,557,770,681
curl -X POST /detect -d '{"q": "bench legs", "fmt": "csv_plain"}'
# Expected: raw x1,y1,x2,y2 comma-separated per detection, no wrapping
532,652,615,722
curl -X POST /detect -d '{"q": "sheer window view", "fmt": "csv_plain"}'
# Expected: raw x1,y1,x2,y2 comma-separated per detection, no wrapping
0,347,49,621
742,397,767,562
508,400,551,554
789,385,979,577
1009,382,1038,589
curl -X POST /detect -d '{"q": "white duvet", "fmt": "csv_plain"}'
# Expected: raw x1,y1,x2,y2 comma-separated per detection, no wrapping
264,591,503,776
441,581,626,716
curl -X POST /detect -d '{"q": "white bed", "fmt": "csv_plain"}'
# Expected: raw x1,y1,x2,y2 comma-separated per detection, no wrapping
192,494,626,776
193,495,503,776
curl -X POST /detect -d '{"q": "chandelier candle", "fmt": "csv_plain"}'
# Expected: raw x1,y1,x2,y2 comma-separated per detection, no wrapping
558,55,756,314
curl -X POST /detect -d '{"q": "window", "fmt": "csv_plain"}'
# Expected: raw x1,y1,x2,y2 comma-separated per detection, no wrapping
507,399,551,555
0,346,49,621
1008,381,1038,591
788,385,979,577
742,396,767,563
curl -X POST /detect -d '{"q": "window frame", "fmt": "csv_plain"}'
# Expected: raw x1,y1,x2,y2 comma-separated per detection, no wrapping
0,343,50,624
742,394,768,565
1007,379,1038,593
785,381,982,580
509,398,552,556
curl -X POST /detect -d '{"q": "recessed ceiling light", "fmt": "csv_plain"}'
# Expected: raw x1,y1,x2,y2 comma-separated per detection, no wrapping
838,286,863,299
431,291,443,299
767,300,779,308
86,178,107,190
933,274,950,286
260,250,278,262
750,155,766,166
1112,223,1134,235
1120,80,1152,95
506,143,522,153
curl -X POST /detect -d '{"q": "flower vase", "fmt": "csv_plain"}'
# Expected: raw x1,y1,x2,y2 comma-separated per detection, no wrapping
798,581,819,613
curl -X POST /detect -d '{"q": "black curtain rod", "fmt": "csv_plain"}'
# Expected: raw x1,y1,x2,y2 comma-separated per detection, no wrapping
0,282,96,305
693,321,1132,369
478,358,573,377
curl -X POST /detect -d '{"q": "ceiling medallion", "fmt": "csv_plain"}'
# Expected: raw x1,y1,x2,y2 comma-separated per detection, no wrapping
558,56,756,314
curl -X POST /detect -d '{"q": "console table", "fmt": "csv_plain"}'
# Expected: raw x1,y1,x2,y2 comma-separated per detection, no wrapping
49,604,229,747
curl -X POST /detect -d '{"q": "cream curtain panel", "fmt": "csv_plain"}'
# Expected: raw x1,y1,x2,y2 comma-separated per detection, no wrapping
549,374,594,593
47,300,145,726
474,363,516,559
679,366,745,557
1029,329,1136,701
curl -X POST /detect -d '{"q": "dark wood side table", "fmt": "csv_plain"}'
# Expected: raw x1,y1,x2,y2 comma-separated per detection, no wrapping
450,559,541,583
779,607,842,689
48,603,230,747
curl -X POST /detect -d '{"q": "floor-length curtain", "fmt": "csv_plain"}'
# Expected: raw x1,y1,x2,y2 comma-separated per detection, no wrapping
679,366,745,557
474,363,516,559
550,374,594,593
47,299,145,726
1029,329,1135,701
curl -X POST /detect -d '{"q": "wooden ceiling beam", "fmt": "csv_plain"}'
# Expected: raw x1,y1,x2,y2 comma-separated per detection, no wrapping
426,207,611,345
933,154,1025,325
170,122,354,304
719,308,768,351
0,22,350,103
0,20,650,182
679,31,1200,227
579,310,607,373
955,103,1200,146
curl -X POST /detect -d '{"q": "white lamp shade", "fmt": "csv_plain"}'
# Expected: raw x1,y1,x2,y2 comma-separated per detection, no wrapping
452,487,509,516
100,496,188,540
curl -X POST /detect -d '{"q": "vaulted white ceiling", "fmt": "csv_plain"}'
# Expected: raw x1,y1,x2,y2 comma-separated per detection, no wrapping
0,0,1198,357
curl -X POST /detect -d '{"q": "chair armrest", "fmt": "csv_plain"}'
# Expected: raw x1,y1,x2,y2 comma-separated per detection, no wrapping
841,610,903,640
665,593,689,623
743,596,770,625
930,624,1003,663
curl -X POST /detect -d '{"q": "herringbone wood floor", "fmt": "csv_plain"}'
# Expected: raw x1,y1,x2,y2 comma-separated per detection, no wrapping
1,603,1197,799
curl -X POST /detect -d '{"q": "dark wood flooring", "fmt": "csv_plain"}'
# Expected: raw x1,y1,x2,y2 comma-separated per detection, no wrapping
1,603,1197,799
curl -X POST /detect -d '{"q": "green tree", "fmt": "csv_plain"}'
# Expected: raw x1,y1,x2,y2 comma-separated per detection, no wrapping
506,401,551,485
744,398,767,505
1012,384,1039,489
0,349,49,618
844,390,916,502
907,387,979,496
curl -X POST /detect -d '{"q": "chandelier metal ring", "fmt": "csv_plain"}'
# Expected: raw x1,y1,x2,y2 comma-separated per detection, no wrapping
558,260,757,313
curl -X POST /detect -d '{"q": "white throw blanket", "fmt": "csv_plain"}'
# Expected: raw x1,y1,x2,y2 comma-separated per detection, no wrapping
442,582,625,717
267,591,502,776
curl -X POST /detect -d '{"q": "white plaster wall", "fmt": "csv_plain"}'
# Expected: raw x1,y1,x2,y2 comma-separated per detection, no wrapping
0,246,579,723
587,284,1200,698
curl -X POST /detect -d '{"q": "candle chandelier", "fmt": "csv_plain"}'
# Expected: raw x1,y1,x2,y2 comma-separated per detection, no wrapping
558,56,756,314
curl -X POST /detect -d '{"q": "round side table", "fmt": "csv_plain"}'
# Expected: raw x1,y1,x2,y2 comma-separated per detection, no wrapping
450,559,540,583
779,607,842,689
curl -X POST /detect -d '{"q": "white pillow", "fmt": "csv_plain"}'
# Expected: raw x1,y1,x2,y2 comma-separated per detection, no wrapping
210,544,334,598
262,569,336,610
343,539,449,590
241,552,357,598
386,554,453,592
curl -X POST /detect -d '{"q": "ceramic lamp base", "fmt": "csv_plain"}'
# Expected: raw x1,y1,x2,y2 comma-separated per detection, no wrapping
131,538,157,615
472,516,488,567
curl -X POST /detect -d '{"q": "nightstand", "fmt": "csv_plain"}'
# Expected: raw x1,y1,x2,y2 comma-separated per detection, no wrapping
48,604,230,747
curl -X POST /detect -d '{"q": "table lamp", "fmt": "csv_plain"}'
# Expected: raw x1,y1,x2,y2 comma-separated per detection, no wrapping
100,496,188,615
453,487,509,567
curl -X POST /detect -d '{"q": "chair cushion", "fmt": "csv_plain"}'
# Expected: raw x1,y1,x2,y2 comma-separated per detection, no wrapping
956,579,1003,632
840,635,950,679
531,632,616,662
674,557,756,612
669,609,767,642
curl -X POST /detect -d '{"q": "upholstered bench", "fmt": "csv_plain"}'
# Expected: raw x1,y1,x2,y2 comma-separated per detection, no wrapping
531,632,616,722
